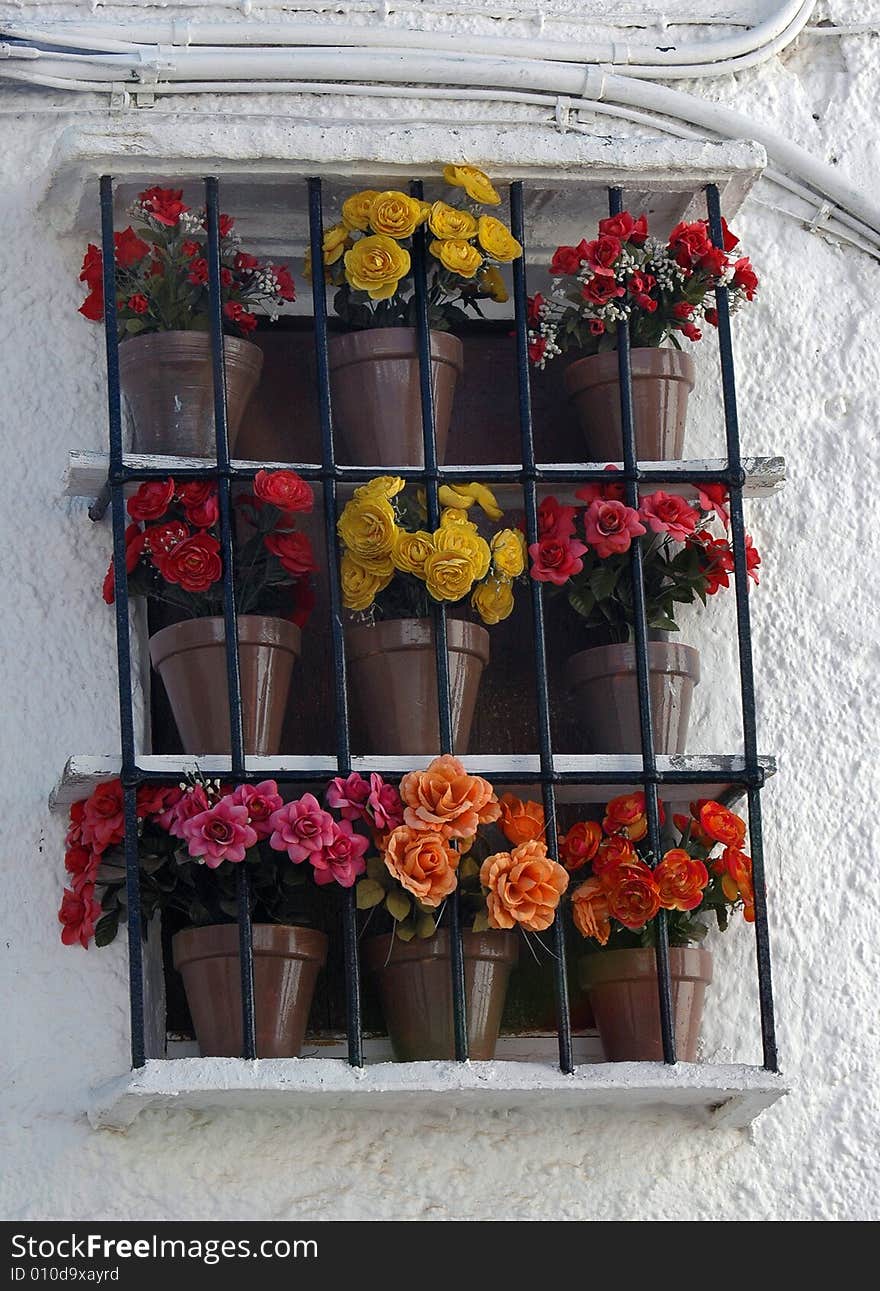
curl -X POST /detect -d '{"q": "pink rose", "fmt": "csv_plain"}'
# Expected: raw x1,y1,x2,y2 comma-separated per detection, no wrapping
268,793,336,864
366,773,404,832
528,535,588,585
65,845,100,895
575,465,625,506
181,797,257,867
59,884,101,949
81,780,125,852
326,773,371,821
639,492,700,542
583,500,645,558
231,781,284,839
311,820,369,888
537,495,577,541
696,482,730,526
157,784,210,837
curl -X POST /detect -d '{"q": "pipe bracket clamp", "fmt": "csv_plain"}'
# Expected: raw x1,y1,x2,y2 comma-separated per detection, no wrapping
554,97,571,133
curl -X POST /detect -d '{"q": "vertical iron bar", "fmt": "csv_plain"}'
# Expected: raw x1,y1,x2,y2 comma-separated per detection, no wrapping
410,178,468,1061
609,186,676,1063
308,177,363,1067
511,181,573,1074
204,176,256,1060
100,176,145,1070
706,184,778,1072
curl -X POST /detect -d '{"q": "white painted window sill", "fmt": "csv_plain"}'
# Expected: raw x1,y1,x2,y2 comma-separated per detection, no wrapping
90,1058,788,1131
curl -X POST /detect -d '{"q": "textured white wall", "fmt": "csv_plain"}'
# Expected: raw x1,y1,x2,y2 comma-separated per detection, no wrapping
1,0,879,1221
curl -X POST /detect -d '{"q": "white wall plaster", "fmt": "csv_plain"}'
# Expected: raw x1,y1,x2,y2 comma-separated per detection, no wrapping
1,0,878,1221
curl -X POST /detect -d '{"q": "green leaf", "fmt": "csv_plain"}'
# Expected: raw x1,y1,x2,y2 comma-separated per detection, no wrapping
395,918,417,942
647,614,680,632
567,586,596,619
356,879,386,910
94,910,120,948
589,564,619,602
471,911,491,933
458,856,480,881
366,854,388,884
385,889,412,922
415,914,437,939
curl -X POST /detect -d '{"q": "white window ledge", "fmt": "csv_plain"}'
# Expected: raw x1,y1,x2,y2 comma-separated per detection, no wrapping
89,1058,788,1132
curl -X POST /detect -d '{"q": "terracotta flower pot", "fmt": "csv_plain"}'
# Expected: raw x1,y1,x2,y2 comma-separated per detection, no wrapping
346,617,490,755
579,946,713,1062
567,641,700,754
364,929,519,1061
328,327,463,466
564,348,696,461
118,330,264,457
149,614,301,755
172,923,328,1058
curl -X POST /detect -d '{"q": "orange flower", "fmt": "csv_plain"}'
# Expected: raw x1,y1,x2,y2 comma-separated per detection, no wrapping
602,792,648,841
699,800,747,848
559,819,602,871
720,846,755,922
400,754,500,839
571,877,611,944
498,793,545,845
383,825,460,908
673,812,716,848
601,860,661,930
592,833,638,876
480,839,569,933
654,848,709,912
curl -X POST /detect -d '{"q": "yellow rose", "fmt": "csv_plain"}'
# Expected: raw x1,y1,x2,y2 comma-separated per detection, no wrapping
340,552,393,612
443,164,502,206
467,482,503,521
342,190,379,232
440,507,474,527
344,235,411,300
479,265,509,303
354,475,406,501
322,223,350,265
438,484,476,512
428,201,478,241
477,215,523,263
337,494,397,562
472,575,515,625
429,237,483,279
491,528,526,578
423,549,478,603
368,190,425,240
392,528,435,577
434,523,491,581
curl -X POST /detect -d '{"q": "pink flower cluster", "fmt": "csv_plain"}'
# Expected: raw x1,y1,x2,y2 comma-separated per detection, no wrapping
325,771,405,836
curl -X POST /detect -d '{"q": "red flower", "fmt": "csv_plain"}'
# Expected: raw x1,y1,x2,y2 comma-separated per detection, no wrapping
181,240,201,258
746,533,761,585
527,293,545,326
655,849,709,912
220,268,233,287
581,275,625,306
588,318,606,336
592,833,638,876
289,578,316,628
127,294,149,315
230,781,284,840
732,257,759,300
64,845,100,895
696,482,729,525
698,246,728,278
528,534,587,585
706,216,739,252
550,241,587,276
223,301,257,334
187,257,209,286
81,780,125,852
673,302,694,320
66,800,86,848
528,336,547,365
114,227,150,268
537,495,576,541
102,524,147,604
127,479,174,523
264,531,317,576
668,220,712,268
79,288,104,322
274,264,296,302
144,520,189,559
601,861,661,930
582,234,621,278
598,211,647,244
575,465,625,506
699,800,747,848
253,469,313,514
157,532,223,592
720,846,755,921
583,499,645,558
697,534,735,595
79,244,103,291
59,884,102,949
178,481,220,529
680,322,702,343
705,307,719,327
218,214,235,237
140,186,188,226
148,259,164,279
639,491,700,542
235,252,260,272
559,820,602,871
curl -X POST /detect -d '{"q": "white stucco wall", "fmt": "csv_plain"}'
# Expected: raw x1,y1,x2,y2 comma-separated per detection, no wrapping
1,0,878,1221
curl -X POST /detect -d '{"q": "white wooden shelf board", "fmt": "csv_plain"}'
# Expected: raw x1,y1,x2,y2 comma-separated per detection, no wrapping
66,451,785,505
51,753,775,810
88,1057,788,1131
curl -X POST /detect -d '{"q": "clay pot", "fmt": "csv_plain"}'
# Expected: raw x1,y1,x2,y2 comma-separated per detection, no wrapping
118,330,264,457
346,617,490,755
567,641,700,754
328,327,463,466
580,946,713,1062
173,923,328,1058
564,348,696,461
149,615,301,755
364,929,519,1061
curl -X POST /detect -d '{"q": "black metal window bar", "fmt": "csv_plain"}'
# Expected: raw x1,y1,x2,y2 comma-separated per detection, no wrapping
97,173,777,1075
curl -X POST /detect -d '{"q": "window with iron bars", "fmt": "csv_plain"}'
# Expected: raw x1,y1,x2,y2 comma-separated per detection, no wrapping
88,171,777,1078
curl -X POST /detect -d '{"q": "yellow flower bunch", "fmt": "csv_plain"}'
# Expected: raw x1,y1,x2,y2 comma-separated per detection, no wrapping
337,477,526,624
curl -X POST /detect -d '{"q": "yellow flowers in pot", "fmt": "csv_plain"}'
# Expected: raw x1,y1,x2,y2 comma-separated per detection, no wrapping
337,475,526,624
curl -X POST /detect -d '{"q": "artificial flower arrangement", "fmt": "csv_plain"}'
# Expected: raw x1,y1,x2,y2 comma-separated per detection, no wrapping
311,164,522,330
526,210,758,366
78,185,295,339
337,475,527,625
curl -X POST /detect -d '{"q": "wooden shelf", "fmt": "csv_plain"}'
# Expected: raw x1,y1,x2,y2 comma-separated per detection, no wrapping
66,451,785,506
50,752,775,810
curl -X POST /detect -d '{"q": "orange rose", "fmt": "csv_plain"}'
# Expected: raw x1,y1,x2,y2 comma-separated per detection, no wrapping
592,833,638,877
400,754,500,839
673,812,716,848
602,792,665,842
559,819,602,871
699,800,747,848
383,825,459,908
571,877,611,944
601,860,661,930
720,846,755,922
498,793,545,845
654,848,709,912
480,840,569,933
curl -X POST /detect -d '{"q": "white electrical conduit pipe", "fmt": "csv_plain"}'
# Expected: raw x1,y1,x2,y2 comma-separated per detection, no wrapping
0,0,815,71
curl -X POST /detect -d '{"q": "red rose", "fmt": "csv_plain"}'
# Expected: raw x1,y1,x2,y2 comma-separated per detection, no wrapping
127,478,174,522
745,533,761,584
223,301,257,334
140,186,187,227
583,234,621,277
178,481,220,529
583,499,645,558
706,216,739,252
668,221,712,268
144,520,189,559
680,322,702,342
528,534,587,585
265,531,317,576
559,820,602,871
181,240,201,259
158,532,223,592
82,779,125,851
187,257,209,286
80,243,103,290
274,264,296,302
550,241,587,276
290,578,316,628
114,227,150,268
581,275,625,305
698,246,728,278
253,469,313,514
528,336,547,365
148,258,164,279
588,318,606,336
235,252,260,271
527,293,545,326
575,465,625,506
697,533,734,595
673,302,694,320
65,845,100,894
219,214,235,237
127,294,149,315
58,884,102,949
220,268,233,287
537,495,576,541
79,287,104,322
732,257,759,300
102,524,146,604
639,491,700,541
